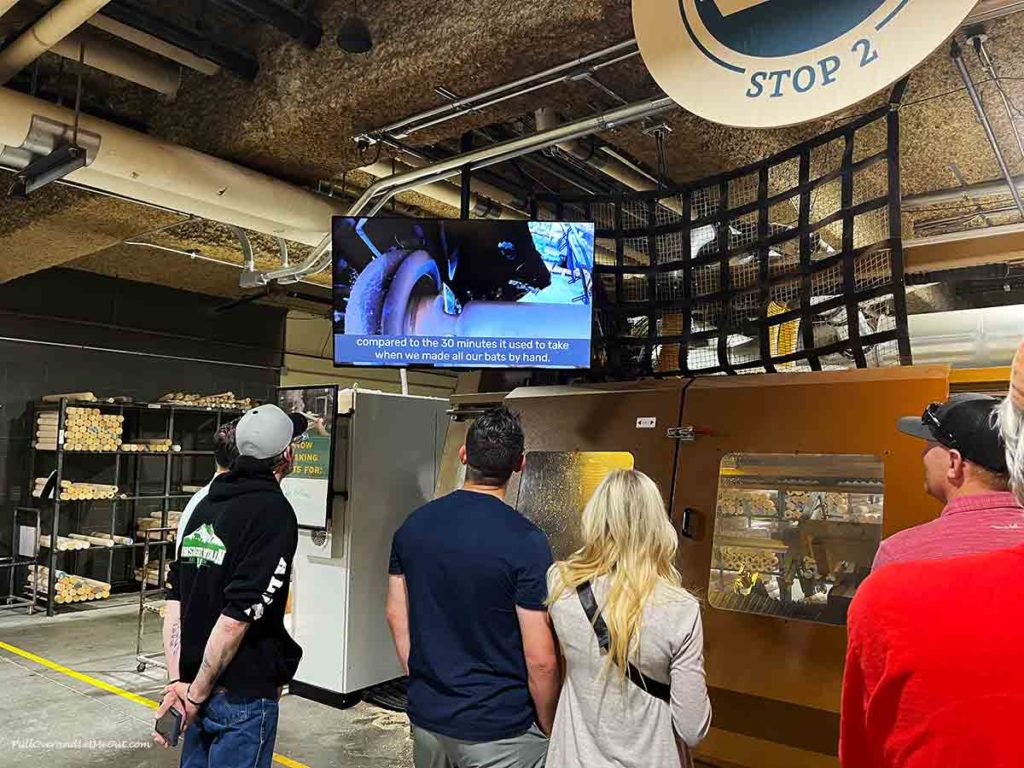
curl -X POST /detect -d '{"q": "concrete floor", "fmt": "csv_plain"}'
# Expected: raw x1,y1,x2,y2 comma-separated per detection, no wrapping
0,604,413,768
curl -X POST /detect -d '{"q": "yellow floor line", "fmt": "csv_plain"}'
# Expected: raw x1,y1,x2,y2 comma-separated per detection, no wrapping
0,640,309,768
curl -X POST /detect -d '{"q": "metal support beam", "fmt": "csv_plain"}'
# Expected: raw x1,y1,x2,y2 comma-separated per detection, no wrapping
951,38,1024,220
104,0,258,79
212,0,321,48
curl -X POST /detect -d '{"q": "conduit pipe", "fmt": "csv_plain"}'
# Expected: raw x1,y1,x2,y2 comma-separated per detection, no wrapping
903,175,1024,209
0,87,346,245
535,106,683,216
0,0,113,84
951,39,1024,219
259,95,676,284
361,152,533,216
51,28,181,95
360,161,525,220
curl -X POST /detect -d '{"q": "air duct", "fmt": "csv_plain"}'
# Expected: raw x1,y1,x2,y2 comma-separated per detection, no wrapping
0,0,113,84
86,14,220,76
51,28,181,95
0,87,346,245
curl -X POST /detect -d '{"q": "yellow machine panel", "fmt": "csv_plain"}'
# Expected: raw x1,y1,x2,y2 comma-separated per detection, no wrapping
441,365,972,767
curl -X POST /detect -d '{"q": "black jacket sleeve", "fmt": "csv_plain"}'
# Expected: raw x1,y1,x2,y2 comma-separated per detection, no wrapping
165,556,180,602
222,501,298,623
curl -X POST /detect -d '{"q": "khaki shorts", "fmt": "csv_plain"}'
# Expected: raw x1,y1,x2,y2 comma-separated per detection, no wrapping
412,724,548,768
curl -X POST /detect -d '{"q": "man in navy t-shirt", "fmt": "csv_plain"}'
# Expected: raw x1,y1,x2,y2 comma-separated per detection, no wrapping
386,406,558,768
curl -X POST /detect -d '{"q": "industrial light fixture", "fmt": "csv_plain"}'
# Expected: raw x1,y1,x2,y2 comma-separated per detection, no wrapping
7,145,87,199
337,0,372,53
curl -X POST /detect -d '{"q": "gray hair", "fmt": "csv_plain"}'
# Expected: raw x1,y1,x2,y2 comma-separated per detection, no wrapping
998,396,1024,506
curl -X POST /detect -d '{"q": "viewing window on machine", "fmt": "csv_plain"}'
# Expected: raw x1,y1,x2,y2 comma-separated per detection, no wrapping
515,451,635,560
708,453,883,626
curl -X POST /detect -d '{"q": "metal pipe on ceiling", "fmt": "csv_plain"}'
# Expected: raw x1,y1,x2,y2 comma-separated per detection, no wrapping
966,0,1024,23
50,27,181,95
360,161,524,219
355,39,640,144
86,13,220,76
903,175,1024,209
950,39,1024,219
0,0,113,84
355,1,1014,147
968,32,1024,159
259,95,676,285
534,107,685,216
0,86,347,244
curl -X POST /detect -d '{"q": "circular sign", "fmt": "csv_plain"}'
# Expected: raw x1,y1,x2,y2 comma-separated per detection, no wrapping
633,0,978,128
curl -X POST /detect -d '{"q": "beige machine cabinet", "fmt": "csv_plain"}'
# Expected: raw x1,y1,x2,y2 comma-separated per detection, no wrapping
290,389,449,703
673,367,948,768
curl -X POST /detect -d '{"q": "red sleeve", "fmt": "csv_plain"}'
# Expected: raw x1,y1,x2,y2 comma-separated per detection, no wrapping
839,623,873,767
839,574,887,768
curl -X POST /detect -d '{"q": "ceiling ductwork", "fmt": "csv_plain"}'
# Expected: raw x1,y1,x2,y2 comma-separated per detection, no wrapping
0,0,113,85
50,27,181,95
86,13,220,76
0,87,346,244
254,95,676,285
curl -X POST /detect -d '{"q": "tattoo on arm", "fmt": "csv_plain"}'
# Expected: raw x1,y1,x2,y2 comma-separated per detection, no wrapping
170,621,181,656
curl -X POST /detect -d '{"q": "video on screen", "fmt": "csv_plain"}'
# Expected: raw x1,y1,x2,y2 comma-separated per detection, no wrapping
332,218,595,369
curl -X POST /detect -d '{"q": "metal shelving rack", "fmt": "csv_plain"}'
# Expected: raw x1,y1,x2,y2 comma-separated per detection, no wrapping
22,398,243,616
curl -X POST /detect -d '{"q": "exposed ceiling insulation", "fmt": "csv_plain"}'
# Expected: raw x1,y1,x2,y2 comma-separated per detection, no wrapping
1,0,1024,309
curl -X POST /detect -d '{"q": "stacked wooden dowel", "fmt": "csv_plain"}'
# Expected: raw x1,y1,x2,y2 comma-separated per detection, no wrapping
158,391,254,410
33,478,119,500
26,566,111,603
39,534,91,551
121,438,179,453
134,563,170,587
35,407,124,452
87,531,133,545
136,510,182,540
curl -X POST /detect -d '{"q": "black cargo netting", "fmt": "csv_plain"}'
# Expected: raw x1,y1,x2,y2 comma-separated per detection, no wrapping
533,106,912,378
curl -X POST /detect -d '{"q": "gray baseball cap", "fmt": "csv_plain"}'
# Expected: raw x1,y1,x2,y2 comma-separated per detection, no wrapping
235,405,307,459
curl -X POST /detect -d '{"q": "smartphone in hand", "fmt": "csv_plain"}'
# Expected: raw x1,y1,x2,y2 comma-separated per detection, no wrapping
155,706,183,747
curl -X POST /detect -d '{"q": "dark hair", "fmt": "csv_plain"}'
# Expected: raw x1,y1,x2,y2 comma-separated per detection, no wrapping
465,406,524,486
213,422,239,471
231,452,287,476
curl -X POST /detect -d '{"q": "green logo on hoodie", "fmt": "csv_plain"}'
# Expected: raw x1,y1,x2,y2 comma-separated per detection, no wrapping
180,523,226,567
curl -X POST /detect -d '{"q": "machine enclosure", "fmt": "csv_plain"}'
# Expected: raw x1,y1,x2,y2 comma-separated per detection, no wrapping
290,389,449,697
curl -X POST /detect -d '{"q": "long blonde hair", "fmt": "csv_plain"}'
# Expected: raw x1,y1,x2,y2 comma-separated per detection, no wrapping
548,469,684,677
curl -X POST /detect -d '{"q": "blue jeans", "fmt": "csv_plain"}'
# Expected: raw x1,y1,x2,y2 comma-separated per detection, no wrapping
181,692,279,768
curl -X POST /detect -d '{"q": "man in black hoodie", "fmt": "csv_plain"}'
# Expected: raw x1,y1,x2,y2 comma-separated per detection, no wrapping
155,404,306,768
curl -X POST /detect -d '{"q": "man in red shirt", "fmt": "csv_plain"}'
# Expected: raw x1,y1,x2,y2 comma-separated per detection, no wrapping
840,546,1024,768
841,345,1024,768
873,393,1021,569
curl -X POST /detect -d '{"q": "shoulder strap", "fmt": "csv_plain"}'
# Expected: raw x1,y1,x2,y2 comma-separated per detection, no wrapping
576,581,671,704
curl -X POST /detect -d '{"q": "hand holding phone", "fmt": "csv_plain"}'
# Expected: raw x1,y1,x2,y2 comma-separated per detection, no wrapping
155,705,183,748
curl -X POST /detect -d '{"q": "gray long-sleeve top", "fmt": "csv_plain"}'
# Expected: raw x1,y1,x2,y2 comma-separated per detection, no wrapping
547,571,712,768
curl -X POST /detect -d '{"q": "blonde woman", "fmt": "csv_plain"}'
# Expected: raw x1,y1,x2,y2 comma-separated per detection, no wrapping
546,469,711,768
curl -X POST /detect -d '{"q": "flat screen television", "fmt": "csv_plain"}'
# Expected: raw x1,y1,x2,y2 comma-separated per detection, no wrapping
332,217,595,369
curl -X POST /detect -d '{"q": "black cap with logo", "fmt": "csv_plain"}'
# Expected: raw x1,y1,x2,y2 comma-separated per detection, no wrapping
897,393,1008,474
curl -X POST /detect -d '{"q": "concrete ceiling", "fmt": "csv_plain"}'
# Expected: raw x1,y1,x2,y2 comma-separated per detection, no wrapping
1,1,1024,308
